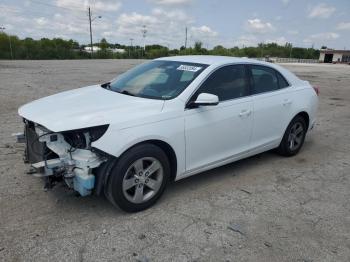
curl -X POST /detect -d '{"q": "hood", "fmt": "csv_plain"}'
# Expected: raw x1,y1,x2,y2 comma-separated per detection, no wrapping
18,85,165,132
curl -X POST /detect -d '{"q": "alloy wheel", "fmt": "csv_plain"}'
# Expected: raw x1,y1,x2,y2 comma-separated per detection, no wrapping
288,122,304,151
122,157,164,204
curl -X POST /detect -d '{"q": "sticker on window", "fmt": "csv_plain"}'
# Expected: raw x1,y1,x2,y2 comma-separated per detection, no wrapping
177,65,202,72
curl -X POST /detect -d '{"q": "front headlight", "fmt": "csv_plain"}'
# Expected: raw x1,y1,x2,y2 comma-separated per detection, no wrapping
62,125,109,149
89,125,109,142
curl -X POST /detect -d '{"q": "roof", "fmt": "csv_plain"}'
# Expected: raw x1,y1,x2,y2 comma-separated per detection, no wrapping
156,55,262,66
156,55,303,86
320,49,350,54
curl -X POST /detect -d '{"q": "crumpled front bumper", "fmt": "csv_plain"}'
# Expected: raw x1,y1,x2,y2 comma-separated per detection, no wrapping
21,120,106,196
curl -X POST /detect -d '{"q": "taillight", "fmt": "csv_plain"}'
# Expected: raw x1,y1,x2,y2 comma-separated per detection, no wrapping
312,86,320,96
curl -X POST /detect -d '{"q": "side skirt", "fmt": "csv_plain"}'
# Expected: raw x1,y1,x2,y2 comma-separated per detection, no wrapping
176,141,279,181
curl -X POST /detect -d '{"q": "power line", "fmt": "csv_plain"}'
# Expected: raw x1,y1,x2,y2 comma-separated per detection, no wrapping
20,0,118,24
29,0,86,13
30,0,119,20
25,0,88,23
14,9,87,23
1,1,85,18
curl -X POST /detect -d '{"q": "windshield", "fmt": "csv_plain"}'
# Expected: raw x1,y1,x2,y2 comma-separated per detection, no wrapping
106,60,208,100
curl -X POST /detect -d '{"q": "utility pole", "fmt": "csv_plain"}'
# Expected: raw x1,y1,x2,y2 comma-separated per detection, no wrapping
88,7,93,58
87,7,101,59
8,33,13,59
185,27,188,49
141,25,147,58
129,38,134,58
0,26,13,59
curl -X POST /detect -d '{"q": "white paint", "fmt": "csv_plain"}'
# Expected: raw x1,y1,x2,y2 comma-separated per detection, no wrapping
332,53,342,62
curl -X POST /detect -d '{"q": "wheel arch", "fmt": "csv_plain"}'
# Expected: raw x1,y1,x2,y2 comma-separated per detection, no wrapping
294,111,310,130
94,138,178,196
276,110,310,156
278,110,310,147
134,139,178,182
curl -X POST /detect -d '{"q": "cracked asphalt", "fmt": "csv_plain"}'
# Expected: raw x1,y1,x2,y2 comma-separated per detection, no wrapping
0,60,349,262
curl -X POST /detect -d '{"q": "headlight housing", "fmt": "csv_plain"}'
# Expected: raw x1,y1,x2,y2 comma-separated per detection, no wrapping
62,125,109,149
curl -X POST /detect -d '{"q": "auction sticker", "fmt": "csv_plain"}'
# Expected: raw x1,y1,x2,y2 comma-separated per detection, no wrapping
177,65,202,72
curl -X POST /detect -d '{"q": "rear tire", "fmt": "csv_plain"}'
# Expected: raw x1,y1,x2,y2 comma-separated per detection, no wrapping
277,115,307,157
106,143,170,212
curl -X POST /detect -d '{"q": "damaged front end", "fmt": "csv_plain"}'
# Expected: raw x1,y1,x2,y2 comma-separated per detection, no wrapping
20,120,109,196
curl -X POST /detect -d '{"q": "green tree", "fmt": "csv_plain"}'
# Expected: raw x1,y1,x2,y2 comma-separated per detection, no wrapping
100,38,109,50
0,32,321,60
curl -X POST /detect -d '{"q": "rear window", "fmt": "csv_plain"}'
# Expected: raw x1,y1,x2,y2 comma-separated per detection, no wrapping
251,65,279,94
250,65,289,94
277,72,289,88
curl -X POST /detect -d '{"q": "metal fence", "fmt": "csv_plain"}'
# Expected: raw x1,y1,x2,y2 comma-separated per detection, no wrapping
254,57,320,63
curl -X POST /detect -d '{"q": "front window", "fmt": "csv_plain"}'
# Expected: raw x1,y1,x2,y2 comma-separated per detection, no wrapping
107,61,208,100
193,65,249,102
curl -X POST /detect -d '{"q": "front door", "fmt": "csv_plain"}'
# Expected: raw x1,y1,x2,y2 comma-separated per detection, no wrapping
184,64,253,172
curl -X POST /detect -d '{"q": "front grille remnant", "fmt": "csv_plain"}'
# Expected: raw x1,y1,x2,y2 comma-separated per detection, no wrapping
24,121,57,164
25,121,46,164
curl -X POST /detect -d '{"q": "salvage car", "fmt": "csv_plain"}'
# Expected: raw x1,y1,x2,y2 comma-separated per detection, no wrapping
18,56,318,212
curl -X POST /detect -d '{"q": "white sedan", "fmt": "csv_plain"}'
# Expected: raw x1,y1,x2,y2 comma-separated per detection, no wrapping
18,56,318,212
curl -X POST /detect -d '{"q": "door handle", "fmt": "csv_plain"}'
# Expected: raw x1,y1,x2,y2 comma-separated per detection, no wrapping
239,110,251,117
283,99,292,106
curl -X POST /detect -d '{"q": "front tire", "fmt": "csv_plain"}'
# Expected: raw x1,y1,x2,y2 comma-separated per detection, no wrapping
277,116,307,157
106,144,170,212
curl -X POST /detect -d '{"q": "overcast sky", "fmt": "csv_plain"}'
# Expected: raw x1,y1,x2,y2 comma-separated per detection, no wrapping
0,0,349,49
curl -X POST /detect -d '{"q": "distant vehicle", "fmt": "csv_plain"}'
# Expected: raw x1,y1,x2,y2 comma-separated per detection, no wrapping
264,56,274,63
18,56,318,212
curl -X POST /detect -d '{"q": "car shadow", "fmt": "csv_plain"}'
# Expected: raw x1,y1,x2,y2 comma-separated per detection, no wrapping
47,143,314,216
164,151,276,197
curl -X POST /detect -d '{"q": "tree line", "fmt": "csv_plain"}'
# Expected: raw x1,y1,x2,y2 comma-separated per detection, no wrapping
0,33,320,60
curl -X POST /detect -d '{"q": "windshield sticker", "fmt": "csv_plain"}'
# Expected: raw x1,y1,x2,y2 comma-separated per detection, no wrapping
177,65,202,72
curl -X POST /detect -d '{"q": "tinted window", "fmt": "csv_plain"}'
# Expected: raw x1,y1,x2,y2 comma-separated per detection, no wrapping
277,72,289,88
108,61,208,100
194,65,249,102
251,65,279,94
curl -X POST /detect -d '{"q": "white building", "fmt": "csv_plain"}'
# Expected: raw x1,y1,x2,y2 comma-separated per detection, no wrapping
109,48,126,54
83,46,101,53
319,49,350,63
83,46,125,54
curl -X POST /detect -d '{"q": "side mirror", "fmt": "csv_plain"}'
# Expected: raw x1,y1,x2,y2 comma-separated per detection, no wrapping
189,93,219,108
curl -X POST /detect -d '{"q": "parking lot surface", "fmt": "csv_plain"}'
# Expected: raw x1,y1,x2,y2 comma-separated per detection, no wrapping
0,60,349,262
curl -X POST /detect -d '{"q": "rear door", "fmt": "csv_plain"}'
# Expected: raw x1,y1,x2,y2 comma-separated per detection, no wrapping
184,65,253,172
248,65,293,149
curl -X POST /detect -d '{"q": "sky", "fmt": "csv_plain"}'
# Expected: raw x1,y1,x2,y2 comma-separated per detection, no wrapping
0,0,349,49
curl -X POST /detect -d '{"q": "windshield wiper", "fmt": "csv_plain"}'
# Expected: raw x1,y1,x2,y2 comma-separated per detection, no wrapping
120,90,136,97
102,84,136,97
